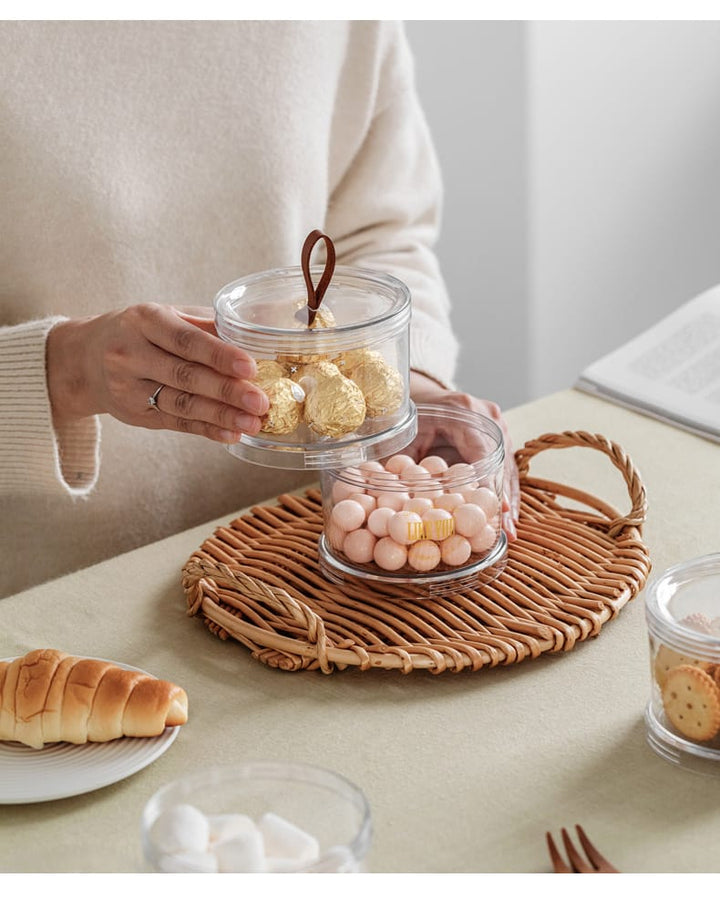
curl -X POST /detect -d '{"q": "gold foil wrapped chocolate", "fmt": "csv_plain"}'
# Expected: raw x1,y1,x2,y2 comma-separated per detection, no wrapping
254,359,289,383
303,373,366,438
298,301,336,329
294,360,341,382
257,377,305,435
343,352,404,417
332,347,375,373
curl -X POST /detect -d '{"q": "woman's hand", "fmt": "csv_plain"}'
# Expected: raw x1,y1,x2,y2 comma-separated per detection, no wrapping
46,303,268,444
409,371,520,541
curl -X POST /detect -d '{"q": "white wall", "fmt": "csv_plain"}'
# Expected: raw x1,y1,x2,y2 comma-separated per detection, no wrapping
529,21,720,397
406,20,720,406
405,21,529,408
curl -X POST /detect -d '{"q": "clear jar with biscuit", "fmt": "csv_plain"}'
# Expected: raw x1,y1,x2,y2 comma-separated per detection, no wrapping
318,404,507,597
645,553,720,772
214,265,415,470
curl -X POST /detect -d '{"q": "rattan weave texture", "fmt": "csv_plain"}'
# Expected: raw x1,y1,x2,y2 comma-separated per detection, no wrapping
182,431,651,673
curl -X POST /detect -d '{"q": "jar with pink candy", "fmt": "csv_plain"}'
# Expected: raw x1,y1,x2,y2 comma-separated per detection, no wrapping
318,404,507,596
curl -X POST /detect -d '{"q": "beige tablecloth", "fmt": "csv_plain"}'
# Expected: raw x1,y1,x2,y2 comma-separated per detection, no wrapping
2,389,719,873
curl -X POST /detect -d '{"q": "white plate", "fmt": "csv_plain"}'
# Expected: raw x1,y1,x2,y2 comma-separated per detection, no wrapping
0,657,181,804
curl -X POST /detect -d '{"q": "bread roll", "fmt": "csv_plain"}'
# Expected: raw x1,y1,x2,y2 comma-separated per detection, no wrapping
0,649,188,749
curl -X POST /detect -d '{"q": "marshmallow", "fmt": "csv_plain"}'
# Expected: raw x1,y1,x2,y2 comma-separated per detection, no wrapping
208,813,257,845
149,803,210,855
258,812,320,865
213,827,266,873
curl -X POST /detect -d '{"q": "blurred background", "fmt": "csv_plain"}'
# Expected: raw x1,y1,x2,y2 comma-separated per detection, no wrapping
405,20,720,408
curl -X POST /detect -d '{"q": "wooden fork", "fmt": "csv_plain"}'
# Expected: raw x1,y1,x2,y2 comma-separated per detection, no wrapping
546,824,620,873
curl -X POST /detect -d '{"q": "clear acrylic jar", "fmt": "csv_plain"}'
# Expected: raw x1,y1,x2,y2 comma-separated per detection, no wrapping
141,761,372,873
318,404,507,597
214,265,416,470
645,553,720,773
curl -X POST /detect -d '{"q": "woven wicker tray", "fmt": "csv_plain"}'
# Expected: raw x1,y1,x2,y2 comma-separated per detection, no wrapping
182,430,651,673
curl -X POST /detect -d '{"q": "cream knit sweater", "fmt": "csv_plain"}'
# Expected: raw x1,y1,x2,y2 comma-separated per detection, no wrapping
0,20,459,597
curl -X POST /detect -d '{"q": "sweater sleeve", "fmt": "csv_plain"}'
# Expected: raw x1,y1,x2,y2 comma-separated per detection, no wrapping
326,22,459,389
0,318,100,496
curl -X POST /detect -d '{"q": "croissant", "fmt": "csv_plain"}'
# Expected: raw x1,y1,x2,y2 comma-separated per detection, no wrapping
0,649,188,749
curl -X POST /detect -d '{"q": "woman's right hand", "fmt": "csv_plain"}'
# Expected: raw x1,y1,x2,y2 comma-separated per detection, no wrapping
46,303,269,444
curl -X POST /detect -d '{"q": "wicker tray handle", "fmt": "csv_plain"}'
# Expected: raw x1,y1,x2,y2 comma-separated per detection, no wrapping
514,430,647,537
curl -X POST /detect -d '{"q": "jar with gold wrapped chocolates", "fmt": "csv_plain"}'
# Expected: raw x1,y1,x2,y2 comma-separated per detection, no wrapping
214,259,415,470
318,404,507,597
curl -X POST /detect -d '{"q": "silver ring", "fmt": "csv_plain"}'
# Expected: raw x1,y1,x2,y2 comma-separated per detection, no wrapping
147,384,165,412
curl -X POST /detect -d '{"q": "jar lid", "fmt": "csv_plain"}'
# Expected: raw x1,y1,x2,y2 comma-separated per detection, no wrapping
645,553,720,660
214,266,411,358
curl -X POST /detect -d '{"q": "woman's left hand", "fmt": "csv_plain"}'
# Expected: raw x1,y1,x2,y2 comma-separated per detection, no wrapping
409,371,520,542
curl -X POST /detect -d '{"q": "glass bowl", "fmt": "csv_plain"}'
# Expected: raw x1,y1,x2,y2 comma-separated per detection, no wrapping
645,553,720,774
318,403,507,597
141,761,372,873
214,265,416,470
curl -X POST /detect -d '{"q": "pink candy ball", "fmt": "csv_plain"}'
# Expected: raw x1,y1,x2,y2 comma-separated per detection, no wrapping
440,534,472,567
434,493,466,513
407,497,434,516
463,486,499,518
349,493,376,516
400,463,431,484
468,524,497,552
331,498,366,533
443,462,477,489
422,508,454,542
357,460,385,477
343,528,377,563
377,491,410,512
388,510,425,545
384,453,416,474
453,503,487,538
373,537,408,571
419,455,448,476
367,506,395,538
332,467,364,502
369,472,403,494
408,539,441,572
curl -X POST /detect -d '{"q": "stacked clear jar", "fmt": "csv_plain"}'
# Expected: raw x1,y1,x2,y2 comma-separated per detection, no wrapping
214,266,416,470
318,404,507,596
645,553,720,773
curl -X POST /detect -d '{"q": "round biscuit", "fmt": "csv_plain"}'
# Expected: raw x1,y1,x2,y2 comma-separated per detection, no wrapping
653,644,712,688
662,664,720,742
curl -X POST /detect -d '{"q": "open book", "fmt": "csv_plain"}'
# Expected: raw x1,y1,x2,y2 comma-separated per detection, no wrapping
575,283,720,442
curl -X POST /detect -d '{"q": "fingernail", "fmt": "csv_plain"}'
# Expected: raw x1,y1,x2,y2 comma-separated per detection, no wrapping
219,429,242,443
233,358,256,378
242,388,269,415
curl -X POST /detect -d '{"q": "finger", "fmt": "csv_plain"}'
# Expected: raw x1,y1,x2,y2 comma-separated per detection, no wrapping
141,305,256,379
150,353,269,415
178,311,219,337
146,381,265,433
502,493,518,542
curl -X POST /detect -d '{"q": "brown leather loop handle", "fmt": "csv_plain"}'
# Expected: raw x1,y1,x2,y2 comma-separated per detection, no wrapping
514,430,647,538
300,229,336,328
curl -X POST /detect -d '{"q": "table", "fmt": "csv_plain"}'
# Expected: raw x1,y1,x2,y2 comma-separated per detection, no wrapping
2,389,719,873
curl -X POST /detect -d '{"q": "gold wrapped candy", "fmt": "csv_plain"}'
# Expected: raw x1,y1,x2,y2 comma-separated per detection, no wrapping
332,347,375,373
297,301,336,329
294,360,341,382
254,359,289,383
256,377,305,435
303,373,366,438
343,352,404,418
